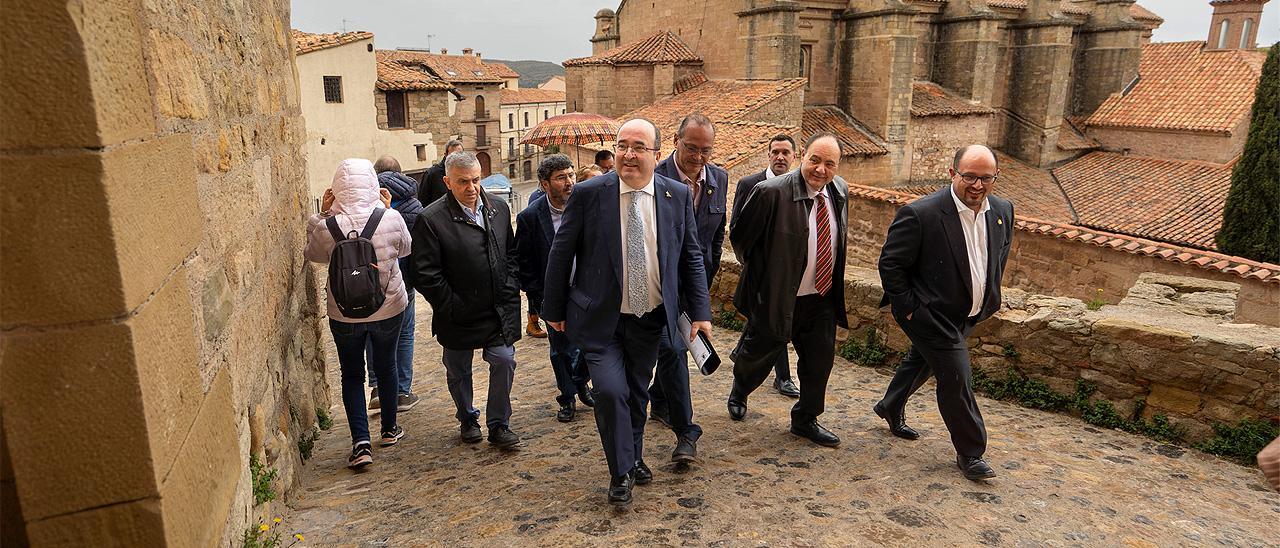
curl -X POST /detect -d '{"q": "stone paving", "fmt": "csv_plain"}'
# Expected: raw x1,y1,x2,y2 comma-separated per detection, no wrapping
282,299,1279,546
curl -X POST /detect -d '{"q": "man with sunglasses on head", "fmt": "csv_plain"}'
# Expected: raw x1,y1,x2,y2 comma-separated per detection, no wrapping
647,113,726,467
542,118,712,506
873,144,1013,481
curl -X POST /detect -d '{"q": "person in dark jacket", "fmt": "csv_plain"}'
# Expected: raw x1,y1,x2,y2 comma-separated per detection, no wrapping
515,154,594,423
411,152,523,448
362,156,425,413
727,133,849,448
417,139,463,207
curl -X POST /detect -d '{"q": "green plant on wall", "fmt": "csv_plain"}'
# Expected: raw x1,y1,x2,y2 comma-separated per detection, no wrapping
837,329,890,366
1086,288,1106,311
249,455,278,506
1195,418,1280,466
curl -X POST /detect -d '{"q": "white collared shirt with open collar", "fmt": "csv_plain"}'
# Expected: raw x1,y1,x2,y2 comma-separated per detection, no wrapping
797,183,837,297
949,184,991,317
618,176,662,315
679,164,706,209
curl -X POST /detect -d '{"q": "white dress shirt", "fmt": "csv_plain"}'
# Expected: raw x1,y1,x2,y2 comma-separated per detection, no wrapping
950,185,990,317
619,176,662,315
765,166,780,179
797,185,837,296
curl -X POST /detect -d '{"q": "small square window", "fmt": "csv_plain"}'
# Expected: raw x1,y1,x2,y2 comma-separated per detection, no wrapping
323,76,343,103
416,144,427,162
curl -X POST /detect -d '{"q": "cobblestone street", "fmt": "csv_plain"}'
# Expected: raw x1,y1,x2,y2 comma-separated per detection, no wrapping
283,299,1279,546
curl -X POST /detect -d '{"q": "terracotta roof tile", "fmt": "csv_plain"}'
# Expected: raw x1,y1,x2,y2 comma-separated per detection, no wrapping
499,88,566,105
1057,117,1099,151
377,50,518,84
1084,41,1265,134
893,152,1075,223
564,31,703,67
375,60,454,92
1053,151,1234,251
1128,3,1163,23
292,30,373,55
712,121,802,171
621,79,806,129
803,106,889,157
911,82,996,117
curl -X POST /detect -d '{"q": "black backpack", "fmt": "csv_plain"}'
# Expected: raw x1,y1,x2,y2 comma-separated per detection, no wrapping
325,209,386,318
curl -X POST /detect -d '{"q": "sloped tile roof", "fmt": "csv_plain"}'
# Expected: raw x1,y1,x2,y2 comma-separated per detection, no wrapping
844,183,1279,284
911,82,996,117
893,152,1075,223
375,60,454,91
715,121,801,171
802,106,889,157
621,79,806,129
1084,41,1265,134
1057,116,1099,151
377,50,518,84
564,31,703,67
1128,3,1163,23
1053,151,1234,251
292,30,373,55
499,88,566,105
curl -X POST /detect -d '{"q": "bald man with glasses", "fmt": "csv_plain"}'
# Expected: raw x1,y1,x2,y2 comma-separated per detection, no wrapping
873,144,1014,481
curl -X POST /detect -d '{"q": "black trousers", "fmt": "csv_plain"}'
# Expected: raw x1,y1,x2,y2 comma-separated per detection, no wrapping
582,305,665,479
648,328,703,440
729,294,836,424
878,316,987,458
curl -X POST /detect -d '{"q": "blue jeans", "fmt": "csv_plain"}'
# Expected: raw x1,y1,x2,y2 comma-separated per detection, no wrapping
331,310,403,444
365,298,415,395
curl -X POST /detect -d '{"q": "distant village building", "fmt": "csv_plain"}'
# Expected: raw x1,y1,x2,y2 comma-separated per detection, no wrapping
293,30,454,210
499,88,567,182
538,75,567,91
379,48,521,177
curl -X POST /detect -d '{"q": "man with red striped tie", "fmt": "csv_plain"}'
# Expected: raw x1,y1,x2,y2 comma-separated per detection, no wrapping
726,133,850,447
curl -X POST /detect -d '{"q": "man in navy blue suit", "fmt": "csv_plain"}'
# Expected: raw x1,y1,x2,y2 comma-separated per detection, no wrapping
543,118,713,506
515,154,594,423
647,113,726,466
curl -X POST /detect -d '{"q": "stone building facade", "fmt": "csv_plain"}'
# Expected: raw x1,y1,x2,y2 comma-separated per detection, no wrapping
3,0,326,545
574,0,1164,184
499,88,568,182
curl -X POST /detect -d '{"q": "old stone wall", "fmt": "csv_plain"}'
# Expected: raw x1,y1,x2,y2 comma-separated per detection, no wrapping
1,0,325,544
908,114,992,182
1084,125,1246,165
616,0,741,80
709,259,1279,442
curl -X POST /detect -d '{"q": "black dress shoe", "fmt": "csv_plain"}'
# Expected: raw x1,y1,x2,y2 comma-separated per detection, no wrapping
650,405,671,427
873,402,920,440
488,426,521,448
957,456,996,480
790,420,840,447
608,471,634,505
773,377,801,398
556,401,575,423
632,460,653,485
460,420,483,443
727,398,746,421
578,385,595,408
672,435,697,463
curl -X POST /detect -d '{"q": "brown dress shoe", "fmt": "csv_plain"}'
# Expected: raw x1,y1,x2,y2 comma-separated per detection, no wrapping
526,314,548,338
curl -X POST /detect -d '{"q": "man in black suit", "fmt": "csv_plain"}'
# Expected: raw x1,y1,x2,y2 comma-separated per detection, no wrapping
418,139,463,206
647,113,727,466
542,118,713,505
731,133,801,399
515,154,594,423
727,133,849,447
873,144,1013,481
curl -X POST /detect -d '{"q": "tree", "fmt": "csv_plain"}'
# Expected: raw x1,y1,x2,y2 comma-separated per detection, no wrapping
1216,43,1279,263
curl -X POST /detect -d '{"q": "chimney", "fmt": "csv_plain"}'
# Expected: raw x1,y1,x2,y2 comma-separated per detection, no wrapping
475,52,482,59
462,47,473,56
441,48,448,54
1207,0,1268,50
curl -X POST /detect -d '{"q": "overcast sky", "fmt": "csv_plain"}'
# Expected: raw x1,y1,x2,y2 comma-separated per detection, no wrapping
290,0,1277,64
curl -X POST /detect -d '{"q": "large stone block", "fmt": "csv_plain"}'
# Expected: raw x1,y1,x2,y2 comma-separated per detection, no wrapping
1,135,202,328
25,498,165,547
159,369,239,547
0,0,155,150
148,29,210,120
1,323,156,520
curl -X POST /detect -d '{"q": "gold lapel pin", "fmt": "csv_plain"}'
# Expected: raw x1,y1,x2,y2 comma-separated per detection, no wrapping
665,190,672,198
997,218,1003,225
706,188,713,195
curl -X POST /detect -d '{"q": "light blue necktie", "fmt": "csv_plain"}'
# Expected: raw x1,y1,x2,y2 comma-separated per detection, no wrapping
626,191,649,314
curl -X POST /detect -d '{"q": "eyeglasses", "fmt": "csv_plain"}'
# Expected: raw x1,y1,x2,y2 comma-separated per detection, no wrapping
680,142,714,158
957,173,997,185
613,143,657,156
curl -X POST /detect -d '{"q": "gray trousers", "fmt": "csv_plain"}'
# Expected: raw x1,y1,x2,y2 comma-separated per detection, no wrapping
442,345,516,429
